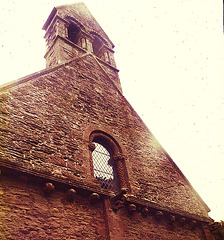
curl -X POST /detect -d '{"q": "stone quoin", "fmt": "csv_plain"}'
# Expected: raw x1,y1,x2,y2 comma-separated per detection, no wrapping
0,2,215,239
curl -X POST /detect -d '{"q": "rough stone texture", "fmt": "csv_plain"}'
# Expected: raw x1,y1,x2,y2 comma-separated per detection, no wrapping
54,3,114,49
43,3,121,91
0,168,212,240
0,2,214,239
106,205,206,240
0,54,210,219
0,170,107,240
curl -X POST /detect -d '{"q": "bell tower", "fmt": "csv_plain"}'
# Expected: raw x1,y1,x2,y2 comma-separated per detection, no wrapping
43,2,122,92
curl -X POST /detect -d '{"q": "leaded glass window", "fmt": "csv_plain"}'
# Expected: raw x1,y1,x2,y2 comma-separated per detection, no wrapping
92,142,119,191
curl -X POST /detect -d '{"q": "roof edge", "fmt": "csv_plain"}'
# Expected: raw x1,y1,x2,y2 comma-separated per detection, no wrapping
42,7,57,30
0,52,120,94
164,151,211,213
0,65,62,93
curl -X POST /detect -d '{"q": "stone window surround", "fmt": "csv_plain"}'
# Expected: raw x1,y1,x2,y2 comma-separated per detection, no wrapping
92,142,119,191
65,21,111,61
89,130,129,193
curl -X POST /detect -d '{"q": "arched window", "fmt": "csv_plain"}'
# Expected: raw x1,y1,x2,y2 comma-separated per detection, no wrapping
92,142,119,191
68,23,80,44
92,36,104,57
89,130,128,192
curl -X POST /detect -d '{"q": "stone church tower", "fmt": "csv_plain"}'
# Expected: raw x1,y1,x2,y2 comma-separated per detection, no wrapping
0,2,214,239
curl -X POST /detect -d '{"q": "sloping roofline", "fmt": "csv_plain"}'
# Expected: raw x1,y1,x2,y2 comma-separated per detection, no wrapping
42,7,57,30
0,52,211,216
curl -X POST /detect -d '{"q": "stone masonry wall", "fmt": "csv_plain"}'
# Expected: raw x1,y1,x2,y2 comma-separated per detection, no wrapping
0,169,107,240
106,204,207,240
0,54,209,218
0,168,211,240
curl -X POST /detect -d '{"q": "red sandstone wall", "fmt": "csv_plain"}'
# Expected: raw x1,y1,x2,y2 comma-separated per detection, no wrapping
0,54,208,218
106,204,206,240
0,54,212,239
0,169,211,240
0,171,107,240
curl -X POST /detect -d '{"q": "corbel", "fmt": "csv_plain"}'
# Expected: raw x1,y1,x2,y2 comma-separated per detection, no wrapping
66,188,77,202
179,217,186,225
190,220,197,229
128,203,137,213
43,182,55,194
156,210,164,220
141,206,150,215
89,192,100,203
110,188,128,211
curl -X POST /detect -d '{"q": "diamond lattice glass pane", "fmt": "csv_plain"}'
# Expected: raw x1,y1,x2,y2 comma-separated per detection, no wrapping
92,142,118,191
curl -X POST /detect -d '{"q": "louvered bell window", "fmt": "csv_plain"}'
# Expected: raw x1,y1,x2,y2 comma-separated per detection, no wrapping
92,142,119,191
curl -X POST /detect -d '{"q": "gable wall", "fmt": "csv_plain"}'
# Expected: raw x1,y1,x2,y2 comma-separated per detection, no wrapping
0,55,212,239
0,55,209,218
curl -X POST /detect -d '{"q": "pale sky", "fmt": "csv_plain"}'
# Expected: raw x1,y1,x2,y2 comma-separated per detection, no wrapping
0,0,223,221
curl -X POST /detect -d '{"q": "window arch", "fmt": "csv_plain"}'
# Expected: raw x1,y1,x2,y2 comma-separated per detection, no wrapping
67,23,80,44
92,36,104,57
89,130,128,192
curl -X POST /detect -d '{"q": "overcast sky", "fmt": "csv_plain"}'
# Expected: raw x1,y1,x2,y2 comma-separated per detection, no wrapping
0,0,223,221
